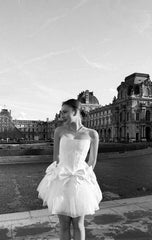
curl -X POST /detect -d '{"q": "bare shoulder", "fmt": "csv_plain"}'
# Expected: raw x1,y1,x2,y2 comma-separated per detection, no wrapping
87,128,99,141
54,125,66,137
54,126,62,134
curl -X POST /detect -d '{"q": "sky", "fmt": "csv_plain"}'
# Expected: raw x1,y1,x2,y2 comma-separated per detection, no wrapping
0,0,152,121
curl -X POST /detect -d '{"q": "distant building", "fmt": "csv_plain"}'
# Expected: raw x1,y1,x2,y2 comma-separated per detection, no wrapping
0,108,23,140
13,119,54,141
0,108,54,141
83,104,113,142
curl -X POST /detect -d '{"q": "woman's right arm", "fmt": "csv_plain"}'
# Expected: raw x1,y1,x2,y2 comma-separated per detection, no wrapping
53,127,61,164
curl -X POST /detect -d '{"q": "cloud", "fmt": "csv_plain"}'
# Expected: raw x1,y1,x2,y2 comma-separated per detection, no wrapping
0,48,75,75
28,0,89,38
33,82,72,101
78,52,117,71
23,48,75,64
133,12,152,35
72,0,89,10
28,12,68,38
94,38,111,46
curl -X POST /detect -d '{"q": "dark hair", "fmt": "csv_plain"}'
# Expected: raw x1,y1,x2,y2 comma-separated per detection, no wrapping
62,99,85,117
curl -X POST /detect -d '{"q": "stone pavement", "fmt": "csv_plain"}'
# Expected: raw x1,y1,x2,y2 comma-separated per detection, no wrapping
0,195,152,240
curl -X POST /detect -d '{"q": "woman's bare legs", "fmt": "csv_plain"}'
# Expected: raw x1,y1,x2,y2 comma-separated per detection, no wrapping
71,215,85,240
58,214,72,240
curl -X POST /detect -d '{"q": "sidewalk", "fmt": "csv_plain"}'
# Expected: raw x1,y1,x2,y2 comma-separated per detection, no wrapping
0,195,152,240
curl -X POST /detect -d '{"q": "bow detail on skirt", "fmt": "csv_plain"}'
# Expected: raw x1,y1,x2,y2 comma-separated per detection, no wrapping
44,161,97,189
58,167,90,185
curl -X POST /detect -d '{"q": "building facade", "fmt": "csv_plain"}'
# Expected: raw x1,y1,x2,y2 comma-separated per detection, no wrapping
13,119,54,141
112,72,152,142
83,72,152,142
83,104,113,142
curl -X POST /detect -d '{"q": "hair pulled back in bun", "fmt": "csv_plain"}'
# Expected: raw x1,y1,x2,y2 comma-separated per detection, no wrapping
62,99,85,118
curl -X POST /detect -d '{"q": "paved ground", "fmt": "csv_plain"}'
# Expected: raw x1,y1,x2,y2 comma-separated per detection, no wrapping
0,195,152,240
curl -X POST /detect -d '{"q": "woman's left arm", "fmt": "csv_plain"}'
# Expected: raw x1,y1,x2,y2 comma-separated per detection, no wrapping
87,129,99,170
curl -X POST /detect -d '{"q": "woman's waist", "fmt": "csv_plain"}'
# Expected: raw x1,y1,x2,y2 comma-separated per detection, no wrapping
59,158,88,169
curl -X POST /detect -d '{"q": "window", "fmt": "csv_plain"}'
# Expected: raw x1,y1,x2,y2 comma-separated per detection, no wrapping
134,85,140,95
127,86,133,96
136,112,140,121
127,112,129,121
146,110,150,121
120,112,122,122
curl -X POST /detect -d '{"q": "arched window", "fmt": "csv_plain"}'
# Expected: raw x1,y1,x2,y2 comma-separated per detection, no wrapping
146,110,150,121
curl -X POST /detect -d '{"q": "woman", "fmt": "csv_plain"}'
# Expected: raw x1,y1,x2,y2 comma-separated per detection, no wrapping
37,99,103,240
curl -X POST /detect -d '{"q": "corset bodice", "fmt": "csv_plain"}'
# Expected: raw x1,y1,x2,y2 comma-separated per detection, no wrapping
58,135,91,171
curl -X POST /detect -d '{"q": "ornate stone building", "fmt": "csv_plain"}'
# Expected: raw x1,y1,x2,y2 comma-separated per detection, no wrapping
83,104,113,142
112,72,152,142
77,90,101,112
83,73,152,142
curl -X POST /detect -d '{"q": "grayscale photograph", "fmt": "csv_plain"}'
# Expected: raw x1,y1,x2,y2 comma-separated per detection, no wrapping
0,0,152,239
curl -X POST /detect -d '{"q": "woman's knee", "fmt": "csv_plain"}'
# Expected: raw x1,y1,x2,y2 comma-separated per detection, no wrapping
58,214,72,230
72,215,85,230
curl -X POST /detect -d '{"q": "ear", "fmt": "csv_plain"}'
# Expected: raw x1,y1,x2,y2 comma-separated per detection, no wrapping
74,110,77,116
73,109,77,116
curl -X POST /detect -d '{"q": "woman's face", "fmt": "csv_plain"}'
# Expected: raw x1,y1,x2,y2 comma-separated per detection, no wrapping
61,104,77,122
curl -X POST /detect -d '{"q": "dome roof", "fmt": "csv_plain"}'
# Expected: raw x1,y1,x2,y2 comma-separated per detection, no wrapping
77,90,99,104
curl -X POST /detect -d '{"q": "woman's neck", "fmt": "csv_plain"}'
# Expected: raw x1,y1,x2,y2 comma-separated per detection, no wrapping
66,120,83,131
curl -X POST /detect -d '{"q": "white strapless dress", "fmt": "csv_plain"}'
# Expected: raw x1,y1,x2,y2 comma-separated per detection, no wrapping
36,135,103,218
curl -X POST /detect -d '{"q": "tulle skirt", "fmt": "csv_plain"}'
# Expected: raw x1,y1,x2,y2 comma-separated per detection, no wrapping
36,161,103,218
